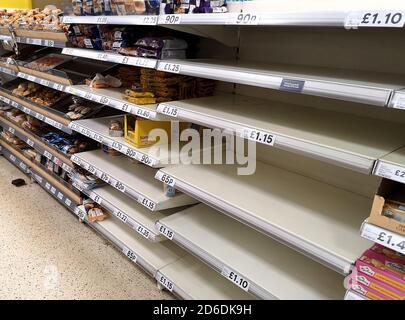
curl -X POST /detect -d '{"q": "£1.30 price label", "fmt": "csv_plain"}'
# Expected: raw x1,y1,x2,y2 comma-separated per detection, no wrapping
221,266,251,292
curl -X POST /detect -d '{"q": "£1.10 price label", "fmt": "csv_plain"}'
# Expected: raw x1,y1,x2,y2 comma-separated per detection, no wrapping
345,11,405,28
242,128,276,146
374,162,405,184
221,266,251,292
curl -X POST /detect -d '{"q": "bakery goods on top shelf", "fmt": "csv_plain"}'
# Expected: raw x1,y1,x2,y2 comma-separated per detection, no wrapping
71,0,161,16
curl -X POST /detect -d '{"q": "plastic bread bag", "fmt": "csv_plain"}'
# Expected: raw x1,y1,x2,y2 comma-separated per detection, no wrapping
72,0,84,15
135,36,188,50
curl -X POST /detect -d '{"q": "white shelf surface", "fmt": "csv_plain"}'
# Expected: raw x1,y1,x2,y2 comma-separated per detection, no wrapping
360,221,405,255
92,217,186,276
70,116,193,168
156,254,254,300
157,204,345,300
71,149,198,211
158,161,371,274
373,147,405,184
66,85,161,120
157,94,405,173
62,48,157,69
157,59,405,106
88,184,170,242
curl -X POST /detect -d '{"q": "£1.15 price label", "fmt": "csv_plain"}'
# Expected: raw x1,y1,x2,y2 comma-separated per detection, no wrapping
158,62,181,74
158,274,174,292
221,266,251,292
374,162,405,184
157,104,178,117
158,224,174,240
138,196,156,211
242,128,276,146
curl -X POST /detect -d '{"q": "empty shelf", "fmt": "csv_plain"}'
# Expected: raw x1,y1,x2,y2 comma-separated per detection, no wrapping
88,184,170,242
157,204,345,300
67,85,162,120
70,116,194,168
71,149,198,211
156,255,253,300
157,161,371,274
157,59,405,106
157,94,405,173
374,147,405,184
92,217,186,276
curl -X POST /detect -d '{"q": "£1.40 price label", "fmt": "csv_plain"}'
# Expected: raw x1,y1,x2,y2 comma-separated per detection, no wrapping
376,231,405,253
221,266,251,292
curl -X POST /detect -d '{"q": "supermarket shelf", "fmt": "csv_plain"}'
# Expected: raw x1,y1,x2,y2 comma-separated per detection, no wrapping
156,254,253,300
0,93,73,134
15,36,66,48
157,94,405,173
388,89,405,110
62,15,159,26
0,65,18,77
66,85,162,120
70,116,204,168
90,217,186,276
344,290,370,301
71,149,199,211
373,147,405,184
156,59,405,106
0,139,81,205
62,48,158,69
0,116,74,173
156,204,345,300
360,221,405,255
156,161,371,274
74,183,168,242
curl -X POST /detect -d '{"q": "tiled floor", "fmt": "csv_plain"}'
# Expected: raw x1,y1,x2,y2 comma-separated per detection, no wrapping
0,157,172,300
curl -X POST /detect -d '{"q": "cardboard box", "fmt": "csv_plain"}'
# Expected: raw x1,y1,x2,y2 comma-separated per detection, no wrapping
368,179,405,236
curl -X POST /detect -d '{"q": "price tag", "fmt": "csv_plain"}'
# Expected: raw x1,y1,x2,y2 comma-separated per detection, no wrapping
40,79,50,87
138,195,156,211
22,107,30,114
114,209,128,223
19,162,27,171
121,103,131,113
26,139,34,147
75,207,86,221
280,78,305,93
99,96,110,105
123,247,137,263
124,147,137,159
374,162,405,184
43,150,53,160
90,192,102,205
221,266,250,292
232,13,260,25
142,15,158,25
8,127,15,134
157,104,178,117
45,117,55,126
87,164,97,175
96,16,108,24
242,128,276,146
155,171,176,187
114,180,126,193
44,40,55,47
158,62,181,74
158,224,174,240
392,95,405,110
84,92,93,100
73,181,84,192
361,223,405,254
9,154,16,162
57,192,64,200
11,101,19,108
65,198,72,207
2,97,10,104
137,153,154,166
36,113,45,121
136,225,150,239
161,14,181,25
27,75,36,82
53,83,64,91
62,163,72,173
51,186,57,194
100,172,110,183
158,274,174,292
345,11,405,28
111,141,124,152
62,16,73,24
135,107,151,119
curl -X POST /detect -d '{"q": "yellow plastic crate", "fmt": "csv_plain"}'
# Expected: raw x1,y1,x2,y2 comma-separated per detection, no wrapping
0,1,32,9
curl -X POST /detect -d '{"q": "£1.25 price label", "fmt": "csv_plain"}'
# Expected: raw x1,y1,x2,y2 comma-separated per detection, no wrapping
374,162,405,184
158,62,181,74
221,266,251,292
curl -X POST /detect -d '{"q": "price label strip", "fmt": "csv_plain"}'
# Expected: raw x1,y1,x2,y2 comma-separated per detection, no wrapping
157,62,181,74
159,14,182,25
114,209,128,223
374,162,405,184
221,266,251,292
137,195,156,211
230,13,260,25
158,224,174,240
158,274,174,292
123,247,137,263
345,11,405,28
156,104,179,117
242,128,276,146
155,171,176,187
361,223,405,254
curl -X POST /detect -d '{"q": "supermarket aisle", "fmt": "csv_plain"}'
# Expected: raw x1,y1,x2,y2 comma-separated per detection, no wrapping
0,157,171,300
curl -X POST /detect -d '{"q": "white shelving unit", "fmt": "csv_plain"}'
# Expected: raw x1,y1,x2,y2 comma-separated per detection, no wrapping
156,60,405,106
156,204,346,300
83,184,170,242
156,161,371,274
156,254,254,300
66,85,161,120
71,150,199,211
70,116,191,168
156,94,405,173
344,290,370,300
360,221,405,255
373,147,405,184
